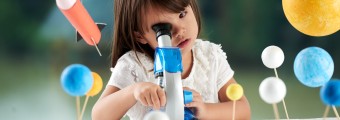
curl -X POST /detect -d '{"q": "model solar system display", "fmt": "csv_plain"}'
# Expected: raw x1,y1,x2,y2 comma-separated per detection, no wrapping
61,64,103,120
56,0,105,119
261,46,289,120
282,0,340,37
56,0,340,119
256,0,340,119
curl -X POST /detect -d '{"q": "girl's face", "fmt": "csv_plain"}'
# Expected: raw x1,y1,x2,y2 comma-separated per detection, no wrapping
137,6,198,56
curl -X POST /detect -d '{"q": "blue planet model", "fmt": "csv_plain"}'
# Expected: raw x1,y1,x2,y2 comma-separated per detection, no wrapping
294,47,334,87
320,80,340,106
61,64,93,96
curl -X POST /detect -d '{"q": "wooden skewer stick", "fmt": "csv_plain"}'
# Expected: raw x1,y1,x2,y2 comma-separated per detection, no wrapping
274,68,279,80
76,96,81,120
281,99,290,119
323,106,330,120
232,101,236,120
273,103,280,120
332,106,340,120
274,68,290,119
80,96,90,120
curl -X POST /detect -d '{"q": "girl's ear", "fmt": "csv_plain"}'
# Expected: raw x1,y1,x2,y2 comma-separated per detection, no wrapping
134,32,147,44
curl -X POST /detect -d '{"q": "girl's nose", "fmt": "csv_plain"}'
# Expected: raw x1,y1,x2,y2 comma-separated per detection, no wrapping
172,23,186,39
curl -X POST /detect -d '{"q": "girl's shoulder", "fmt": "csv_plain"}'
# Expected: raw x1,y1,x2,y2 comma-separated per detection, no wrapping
109,51,154,89
113,50,153,72
193,39,227,59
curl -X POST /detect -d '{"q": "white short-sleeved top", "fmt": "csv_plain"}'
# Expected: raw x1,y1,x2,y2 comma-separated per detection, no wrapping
108,39,234,120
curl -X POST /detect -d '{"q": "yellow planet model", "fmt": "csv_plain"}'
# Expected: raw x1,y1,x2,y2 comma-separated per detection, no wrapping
86,72,103,96
226,83,244,101
282,0,340,36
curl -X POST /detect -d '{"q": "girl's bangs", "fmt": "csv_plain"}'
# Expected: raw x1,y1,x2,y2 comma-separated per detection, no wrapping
147,0,190,13
137,0,190,34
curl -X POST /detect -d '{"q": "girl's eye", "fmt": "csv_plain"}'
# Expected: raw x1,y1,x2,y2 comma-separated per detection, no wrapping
179,11,187,18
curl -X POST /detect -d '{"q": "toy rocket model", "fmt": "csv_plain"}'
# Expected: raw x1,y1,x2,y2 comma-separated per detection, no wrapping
56,0,106,56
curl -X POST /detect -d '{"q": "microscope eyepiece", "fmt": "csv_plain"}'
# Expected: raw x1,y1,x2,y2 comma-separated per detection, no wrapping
152,23,172,41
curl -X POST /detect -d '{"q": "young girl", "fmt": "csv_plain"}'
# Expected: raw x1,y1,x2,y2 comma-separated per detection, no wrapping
92,0,251,119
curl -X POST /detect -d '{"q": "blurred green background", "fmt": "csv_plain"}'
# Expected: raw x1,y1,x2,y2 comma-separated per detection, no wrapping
1,0,340,120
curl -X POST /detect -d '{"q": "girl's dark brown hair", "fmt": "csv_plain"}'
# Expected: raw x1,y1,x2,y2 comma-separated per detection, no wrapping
111,0,201,67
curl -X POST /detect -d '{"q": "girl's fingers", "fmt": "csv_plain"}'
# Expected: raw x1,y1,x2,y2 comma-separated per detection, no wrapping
151,90,160,110
192,95,202,102
183,87,201,99
192,90,201,96
183,87,191,91
157,88,166,107
145,93,153,107
139,96,148,106
183,87,200,95
185,101,199,107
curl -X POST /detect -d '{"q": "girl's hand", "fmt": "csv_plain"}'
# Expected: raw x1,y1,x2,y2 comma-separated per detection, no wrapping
183,87,206,118
133,82,166,110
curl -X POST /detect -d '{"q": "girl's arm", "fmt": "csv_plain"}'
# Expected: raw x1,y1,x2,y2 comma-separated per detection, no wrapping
186,78,251,120
91,85,137,120
92,82,166,120
204,78,251,120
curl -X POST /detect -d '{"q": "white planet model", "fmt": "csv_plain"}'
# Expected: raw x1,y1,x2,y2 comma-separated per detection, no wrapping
143,110,170,120
261,45,285,69
259,77,287,104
